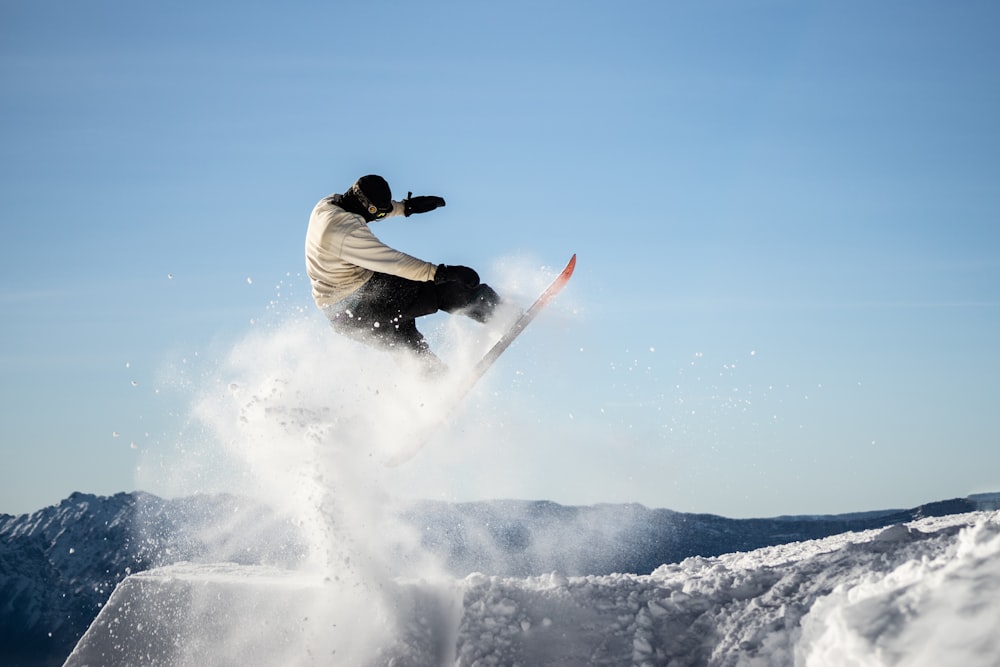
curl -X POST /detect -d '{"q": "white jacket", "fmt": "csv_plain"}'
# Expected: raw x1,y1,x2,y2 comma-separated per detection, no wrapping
305,195,438,307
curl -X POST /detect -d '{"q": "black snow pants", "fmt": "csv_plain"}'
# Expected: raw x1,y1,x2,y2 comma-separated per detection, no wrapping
323,272,500,358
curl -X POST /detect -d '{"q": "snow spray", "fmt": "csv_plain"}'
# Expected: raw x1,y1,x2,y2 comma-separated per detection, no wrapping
125,259,554,664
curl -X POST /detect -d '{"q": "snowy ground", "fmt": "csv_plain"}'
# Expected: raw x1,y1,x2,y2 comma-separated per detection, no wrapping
81,310,999,666
66,510,1000,666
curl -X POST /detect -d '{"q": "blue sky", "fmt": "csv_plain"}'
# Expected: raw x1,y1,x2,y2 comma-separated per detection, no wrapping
2,1,999,517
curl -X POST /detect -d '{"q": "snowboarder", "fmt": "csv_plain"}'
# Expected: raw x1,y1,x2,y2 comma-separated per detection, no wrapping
305,174,500,370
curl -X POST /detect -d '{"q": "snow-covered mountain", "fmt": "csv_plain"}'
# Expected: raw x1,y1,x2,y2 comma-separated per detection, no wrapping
2,491,999,666
0,492,303,667
402,495,999,577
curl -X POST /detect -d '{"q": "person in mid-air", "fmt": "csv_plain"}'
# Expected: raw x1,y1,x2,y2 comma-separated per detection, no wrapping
305,174,500,370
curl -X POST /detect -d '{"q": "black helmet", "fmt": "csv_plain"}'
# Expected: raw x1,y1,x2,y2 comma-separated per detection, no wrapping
347,174,393,221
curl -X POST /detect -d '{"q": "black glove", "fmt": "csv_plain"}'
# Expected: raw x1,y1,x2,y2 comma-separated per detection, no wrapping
404,192,446,217
434,264,480,288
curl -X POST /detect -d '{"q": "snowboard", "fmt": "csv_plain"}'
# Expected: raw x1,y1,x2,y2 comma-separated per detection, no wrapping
384,254,577,466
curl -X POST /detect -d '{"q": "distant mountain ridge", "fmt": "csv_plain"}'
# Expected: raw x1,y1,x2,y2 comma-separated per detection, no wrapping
1,491,997,667
0,492,302,667
403,494,1000,577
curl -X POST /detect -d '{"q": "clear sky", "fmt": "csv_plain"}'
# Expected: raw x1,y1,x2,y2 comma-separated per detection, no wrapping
2,1,999,518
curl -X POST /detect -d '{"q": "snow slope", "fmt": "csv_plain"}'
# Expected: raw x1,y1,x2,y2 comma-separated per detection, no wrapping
33,308,1000,665
4,491,996,666
64,510,1000,666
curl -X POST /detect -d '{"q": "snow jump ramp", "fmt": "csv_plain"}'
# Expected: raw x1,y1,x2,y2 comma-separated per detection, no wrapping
62,563,462,667
65,512,1000,666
